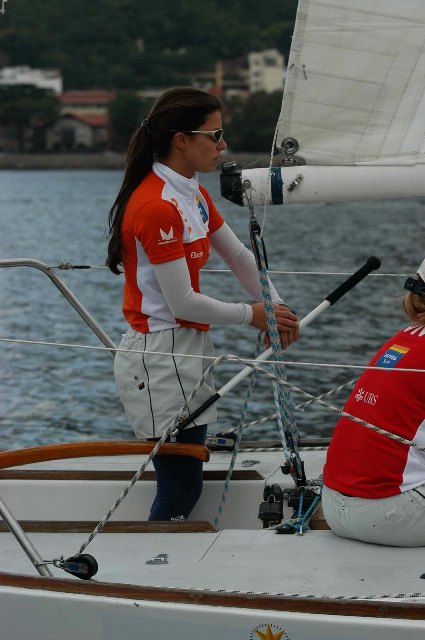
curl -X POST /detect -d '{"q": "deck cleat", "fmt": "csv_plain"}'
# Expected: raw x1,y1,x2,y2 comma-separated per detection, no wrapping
258,484,284,528
146,553,169,565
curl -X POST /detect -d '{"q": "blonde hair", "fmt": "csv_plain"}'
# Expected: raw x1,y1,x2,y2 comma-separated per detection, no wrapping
403,277,425,324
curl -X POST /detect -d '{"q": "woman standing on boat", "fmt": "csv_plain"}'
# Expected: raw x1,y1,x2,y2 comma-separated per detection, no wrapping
323,259,425,546
107,87,298,522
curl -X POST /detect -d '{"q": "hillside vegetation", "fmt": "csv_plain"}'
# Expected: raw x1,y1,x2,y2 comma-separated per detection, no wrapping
0,0,297,89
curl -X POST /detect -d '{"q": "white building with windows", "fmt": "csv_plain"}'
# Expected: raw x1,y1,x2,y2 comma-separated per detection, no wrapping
0,66,63,94
248,49,285,94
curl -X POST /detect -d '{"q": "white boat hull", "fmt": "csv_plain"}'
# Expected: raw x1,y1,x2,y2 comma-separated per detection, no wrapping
0,449,425,639
0,578,425,640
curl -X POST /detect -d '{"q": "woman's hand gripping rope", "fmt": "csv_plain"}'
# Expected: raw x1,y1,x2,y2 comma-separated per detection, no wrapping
250,304,300,349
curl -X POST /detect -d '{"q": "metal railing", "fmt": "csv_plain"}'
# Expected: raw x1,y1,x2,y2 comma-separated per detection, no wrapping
0,258,116,355
0,257,117,576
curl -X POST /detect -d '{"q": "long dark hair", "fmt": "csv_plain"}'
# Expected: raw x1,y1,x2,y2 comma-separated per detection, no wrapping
106,87,223,274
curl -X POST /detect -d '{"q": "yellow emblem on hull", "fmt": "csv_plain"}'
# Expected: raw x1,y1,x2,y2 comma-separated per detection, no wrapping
251,623,289,640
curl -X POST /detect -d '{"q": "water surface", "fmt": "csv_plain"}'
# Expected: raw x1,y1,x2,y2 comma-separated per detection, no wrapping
1,169,423,449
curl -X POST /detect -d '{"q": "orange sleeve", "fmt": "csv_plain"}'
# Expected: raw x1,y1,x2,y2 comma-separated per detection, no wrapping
200,186,224,234
133,199,185,264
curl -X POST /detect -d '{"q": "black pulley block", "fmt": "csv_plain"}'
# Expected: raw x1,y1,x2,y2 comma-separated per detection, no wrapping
63,554,98,580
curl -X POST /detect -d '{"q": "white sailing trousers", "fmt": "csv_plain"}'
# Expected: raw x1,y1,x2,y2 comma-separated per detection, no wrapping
322,485,425,547
114,327,217,439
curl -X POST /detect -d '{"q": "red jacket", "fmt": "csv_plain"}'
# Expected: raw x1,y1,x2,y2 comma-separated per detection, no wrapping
324,325,425,497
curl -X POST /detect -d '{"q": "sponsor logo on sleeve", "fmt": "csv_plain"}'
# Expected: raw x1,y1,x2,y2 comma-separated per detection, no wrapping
375,344,409,369
158,227,177,245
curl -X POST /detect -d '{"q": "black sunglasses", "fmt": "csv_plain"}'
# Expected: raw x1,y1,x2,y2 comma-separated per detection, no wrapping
404,276,425,299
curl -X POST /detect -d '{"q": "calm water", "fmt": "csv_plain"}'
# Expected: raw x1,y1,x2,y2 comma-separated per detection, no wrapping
1,168,425,450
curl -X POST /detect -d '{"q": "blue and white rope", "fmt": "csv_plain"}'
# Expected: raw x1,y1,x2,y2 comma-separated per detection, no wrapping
254,233,303,481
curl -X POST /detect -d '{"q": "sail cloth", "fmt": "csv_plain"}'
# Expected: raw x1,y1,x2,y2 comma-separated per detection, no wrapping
278,0,425,166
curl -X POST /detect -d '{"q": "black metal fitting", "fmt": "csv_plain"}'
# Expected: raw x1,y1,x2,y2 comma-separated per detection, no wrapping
220,162,244,206
286,486,318,511
258,484,284,528
206,431,237,451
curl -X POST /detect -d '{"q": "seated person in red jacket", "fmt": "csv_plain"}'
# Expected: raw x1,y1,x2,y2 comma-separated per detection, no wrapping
322,258,425,546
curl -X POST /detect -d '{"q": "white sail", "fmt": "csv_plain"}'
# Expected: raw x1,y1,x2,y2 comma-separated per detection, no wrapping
224,0,425,206
277,0,425,166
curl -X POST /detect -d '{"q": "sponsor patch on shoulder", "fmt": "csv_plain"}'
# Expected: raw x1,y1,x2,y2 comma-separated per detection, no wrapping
375,344,409,368
196,195,208,223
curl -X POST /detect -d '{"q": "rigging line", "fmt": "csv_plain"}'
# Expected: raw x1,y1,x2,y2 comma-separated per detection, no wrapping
200,270,409,277
49,263,411,277
75,416,173,557
239,153,275,170
250,217,304,488
238,361,425,453
253,230,300,466
226,377,358,433
296,377,358,410
3,337,425,373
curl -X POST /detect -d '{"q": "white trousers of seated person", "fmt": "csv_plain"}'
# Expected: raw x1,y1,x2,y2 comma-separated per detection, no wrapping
322,484,425,547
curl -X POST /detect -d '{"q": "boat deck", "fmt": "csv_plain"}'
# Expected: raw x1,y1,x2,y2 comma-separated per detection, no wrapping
0,527,424,602
1,446,424,602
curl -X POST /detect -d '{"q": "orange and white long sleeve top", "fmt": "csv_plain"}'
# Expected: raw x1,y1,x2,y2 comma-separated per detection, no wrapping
120,162,283,333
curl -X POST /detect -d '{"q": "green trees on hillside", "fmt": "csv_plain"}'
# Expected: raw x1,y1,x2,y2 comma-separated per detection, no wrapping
0,0,296,152
0,0,297,90
226,91,283,152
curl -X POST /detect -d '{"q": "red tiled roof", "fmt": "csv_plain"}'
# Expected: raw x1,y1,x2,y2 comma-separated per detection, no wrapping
60,90,115,105
62,113,109,127
77,114,109,127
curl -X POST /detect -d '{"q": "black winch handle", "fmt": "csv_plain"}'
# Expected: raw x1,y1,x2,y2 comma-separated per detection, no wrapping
172,256,381,437
326,256,381,306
